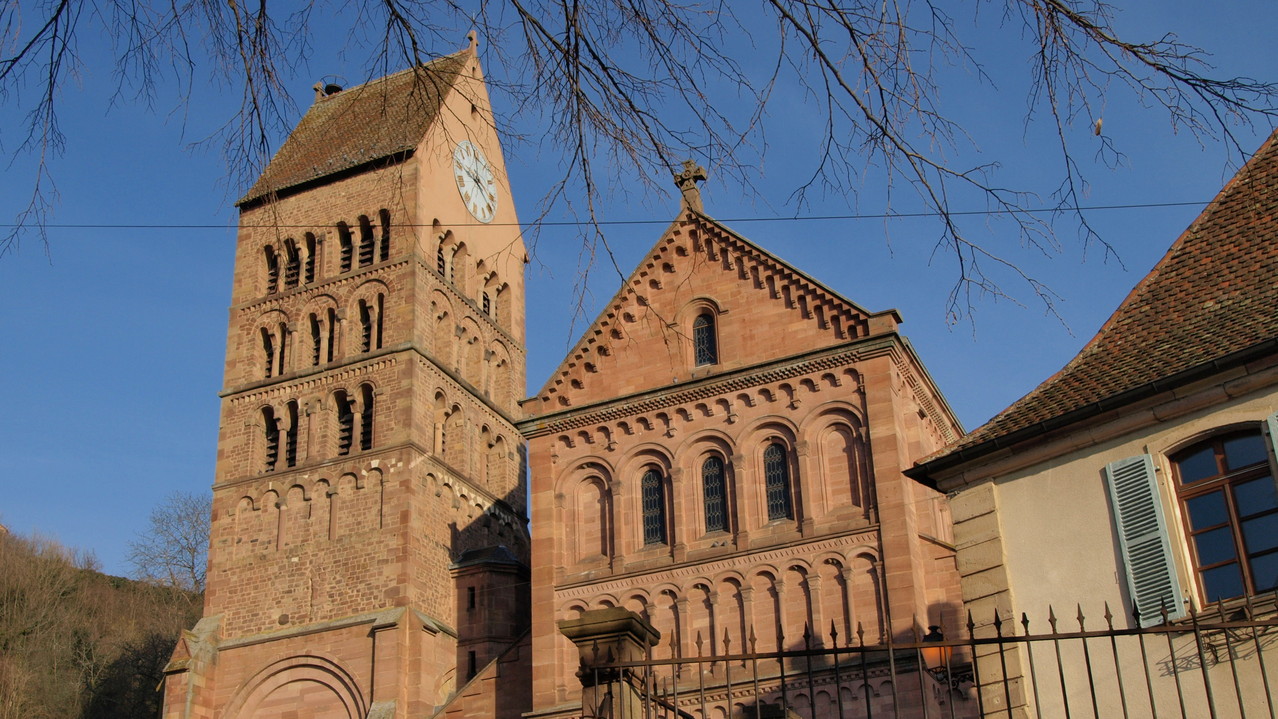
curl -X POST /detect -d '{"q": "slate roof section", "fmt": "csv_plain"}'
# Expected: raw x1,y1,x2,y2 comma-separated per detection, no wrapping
238,51,469,206
913,129,1278,475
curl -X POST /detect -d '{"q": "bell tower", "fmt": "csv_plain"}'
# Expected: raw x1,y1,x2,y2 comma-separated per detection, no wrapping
162,39,530,719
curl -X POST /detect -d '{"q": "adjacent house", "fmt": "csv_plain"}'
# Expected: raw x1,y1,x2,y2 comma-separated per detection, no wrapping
908,130,1278,717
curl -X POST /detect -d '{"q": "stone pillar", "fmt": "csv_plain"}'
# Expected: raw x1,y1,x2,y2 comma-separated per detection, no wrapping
559,608,661,719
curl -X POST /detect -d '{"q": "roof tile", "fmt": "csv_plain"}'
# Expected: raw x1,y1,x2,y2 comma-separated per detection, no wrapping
921,129,1278,466
239,52,468,205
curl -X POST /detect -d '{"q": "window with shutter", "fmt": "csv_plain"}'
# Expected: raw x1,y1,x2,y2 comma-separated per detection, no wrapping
1103,455,1186,625
1171,429,1278,603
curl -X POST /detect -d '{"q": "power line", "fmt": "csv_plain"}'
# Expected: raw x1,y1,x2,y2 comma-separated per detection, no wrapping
0,200,1209,231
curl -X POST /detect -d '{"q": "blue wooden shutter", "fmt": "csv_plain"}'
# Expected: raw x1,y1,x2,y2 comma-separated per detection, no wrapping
1103,455,1186,626
1265,412,1278,459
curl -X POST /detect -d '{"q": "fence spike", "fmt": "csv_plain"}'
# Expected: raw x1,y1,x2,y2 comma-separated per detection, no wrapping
1076,603,1086,631
1048,604,1059,633
966,610,976,640
856,621,865,647
802,622,812,649
748,626,757,653
1160,601,1170,624
695,630,704,656
1132,603,1142,625
1021,611,1031,636
1103,602,1115,630
829,620,839,647
590,638,601,664
722,628,731,654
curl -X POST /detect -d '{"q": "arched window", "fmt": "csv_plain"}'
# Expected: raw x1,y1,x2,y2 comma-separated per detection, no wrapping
764,442,793,520
702,455,728,533
275,322,288,376
359,385,375,451
1172,430,1278,602
262,407,280,472
378,209,391,262
359,300,374,352
641,468,667,545
437,246,447,276
482,291,492,316
309,313,322,366
335,391,354,456
358,294,385,353
693,312,718,366
358,215,375,267
284,401,299,468
264,246,280,294
337,222,353,273
325,308,337,362
303,233,317,284
283,240,301,289
260,327,276,379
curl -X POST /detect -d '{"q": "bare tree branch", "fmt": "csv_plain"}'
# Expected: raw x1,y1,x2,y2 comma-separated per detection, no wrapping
2,0,1275,319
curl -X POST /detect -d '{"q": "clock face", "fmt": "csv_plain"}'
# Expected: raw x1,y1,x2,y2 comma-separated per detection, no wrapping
453,140,497,223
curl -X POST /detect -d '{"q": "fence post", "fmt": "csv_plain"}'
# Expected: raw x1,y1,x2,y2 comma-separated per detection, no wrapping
560,608,662,719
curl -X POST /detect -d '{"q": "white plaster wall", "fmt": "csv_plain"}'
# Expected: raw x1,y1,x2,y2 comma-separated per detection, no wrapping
992,381,1278,628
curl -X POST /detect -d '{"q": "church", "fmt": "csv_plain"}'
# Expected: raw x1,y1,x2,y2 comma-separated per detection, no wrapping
161,39,967,719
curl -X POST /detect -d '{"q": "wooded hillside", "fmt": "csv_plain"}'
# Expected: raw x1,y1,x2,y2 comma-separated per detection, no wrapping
0,530,200,719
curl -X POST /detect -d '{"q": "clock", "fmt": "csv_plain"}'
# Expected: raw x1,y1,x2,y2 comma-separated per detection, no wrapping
453,140,498,223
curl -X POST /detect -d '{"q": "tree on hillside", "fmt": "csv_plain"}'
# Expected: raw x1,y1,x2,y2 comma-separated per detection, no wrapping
0,530,200,718
2,1,1275,316
127,491,211,593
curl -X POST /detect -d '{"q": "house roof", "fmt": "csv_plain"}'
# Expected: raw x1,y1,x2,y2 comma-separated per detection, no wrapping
238,51,470,206
912,129,1278,476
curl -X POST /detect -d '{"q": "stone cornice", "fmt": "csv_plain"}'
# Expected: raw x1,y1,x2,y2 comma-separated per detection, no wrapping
554,527,880,597
222,342,521,426
520,338,903,437
922,355,1278,493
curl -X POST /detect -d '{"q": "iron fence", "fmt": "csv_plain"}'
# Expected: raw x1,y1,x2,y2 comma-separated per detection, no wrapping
574,597,1278,719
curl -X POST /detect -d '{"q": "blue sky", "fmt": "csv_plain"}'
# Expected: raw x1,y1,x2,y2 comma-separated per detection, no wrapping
1,1,1274,577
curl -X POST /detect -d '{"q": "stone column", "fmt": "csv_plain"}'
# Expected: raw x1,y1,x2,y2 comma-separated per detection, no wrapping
559,608,661,719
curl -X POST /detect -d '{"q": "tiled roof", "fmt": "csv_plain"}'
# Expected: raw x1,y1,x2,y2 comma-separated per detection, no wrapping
239,52,469,205
915,129,1278,472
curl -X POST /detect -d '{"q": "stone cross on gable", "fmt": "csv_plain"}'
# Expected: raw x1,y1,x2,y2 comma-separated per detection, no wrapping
673,160,707,212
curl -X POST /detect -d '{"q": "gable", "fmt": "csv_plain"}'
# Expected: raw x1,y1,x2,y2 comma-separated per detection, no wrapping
239,51,469,206
528,211,898,412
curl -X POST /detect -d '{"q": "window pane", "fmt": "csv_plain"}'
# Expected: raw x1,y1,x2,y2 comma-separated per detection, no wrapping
693,314,717,366
1194,527,1238,566
1176,445,1218,483
1250,552,1278,592
1235,477,1278,515
1185,492,1228,530
1202,563,1245,603
642,470,666,545
764,444,792,520
1224,433,1268,471
702,457,727,533
1242,514,1278,554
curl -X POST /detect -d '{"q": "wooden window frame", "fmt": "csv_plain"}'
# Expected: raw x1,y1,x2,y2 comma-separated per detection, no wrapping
1171,430,1278,604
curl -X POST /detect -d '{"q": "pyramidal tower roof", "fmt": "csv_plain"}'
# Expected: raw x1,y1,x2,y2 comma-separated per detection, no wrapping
239,48,471,206
915,129,1278,474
